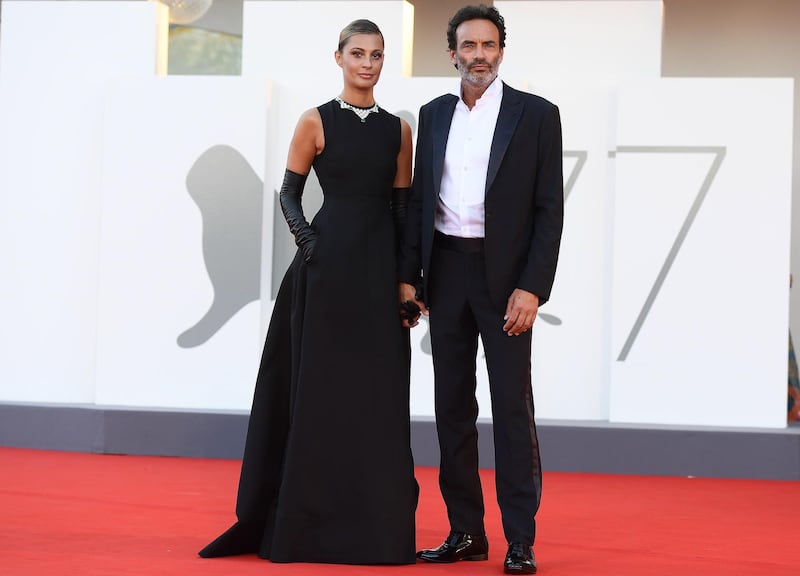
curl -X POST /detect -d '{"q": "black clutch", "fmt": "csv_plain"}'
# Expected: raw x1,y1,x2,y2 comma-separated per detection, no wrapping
400,300,421,323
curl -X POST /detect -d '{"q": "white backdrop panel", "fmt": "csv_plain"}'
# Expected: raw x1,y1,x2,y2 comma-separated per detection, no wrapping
0,1,162,403
610,78,793,428
95,78,270,410
497,1,662,84
242,1,412,82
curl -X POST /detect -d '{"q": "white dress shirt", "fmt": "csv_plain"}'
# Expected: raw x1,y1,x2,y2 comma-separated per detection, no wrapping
435,76,503,239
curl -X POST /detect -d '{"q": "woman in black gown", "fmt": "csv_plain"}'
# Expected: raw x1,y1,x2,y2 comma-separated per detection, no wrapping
199,19,418,564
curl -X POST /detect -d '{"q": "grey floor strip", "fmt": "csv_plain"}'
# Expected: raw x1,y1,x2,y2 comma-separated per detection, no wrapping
1,403,798,480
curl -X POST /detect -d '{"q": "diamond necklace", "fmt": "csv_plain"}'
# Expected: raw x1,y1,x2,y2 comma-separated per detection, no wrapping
335,96,380,122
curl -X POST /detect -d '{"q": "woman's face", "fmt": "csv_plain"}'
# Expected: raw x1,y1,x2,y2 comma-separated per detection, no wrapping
335,33,384,91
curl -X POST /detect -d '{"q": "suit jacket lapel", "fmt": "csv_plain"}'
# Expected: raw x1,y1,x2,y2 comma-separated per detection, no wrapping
486,83,522,194
432,96,458,201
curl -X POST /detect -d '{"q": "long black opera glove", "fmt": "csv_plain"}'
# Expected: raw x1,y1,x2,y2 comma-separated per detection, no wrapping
279,169,316,263
390,186,410,242
392,186,422,322
391,189,419,295
390,187,409,225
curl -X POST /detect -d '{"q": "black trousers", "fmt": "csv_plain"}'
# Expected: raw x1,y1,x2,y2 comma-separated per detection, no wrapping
428,232,542,546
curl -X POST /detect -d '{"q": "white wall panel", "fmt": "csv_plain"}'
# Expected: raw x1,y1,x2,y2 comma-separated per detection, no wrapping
610,78,793,428
497,1,662,84
96,77,270,410
242,1,413,82
0,1,162,403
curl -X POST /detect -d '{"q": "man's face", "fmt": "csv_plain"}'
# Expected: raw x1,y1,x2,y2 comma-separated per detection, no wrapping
450,18,503,88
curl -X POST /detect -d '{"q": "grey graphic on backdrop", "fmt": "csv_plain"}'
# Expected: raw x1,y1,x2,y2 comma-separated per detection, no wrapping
564,150,587,203
177,145,264,348
609,146,726,360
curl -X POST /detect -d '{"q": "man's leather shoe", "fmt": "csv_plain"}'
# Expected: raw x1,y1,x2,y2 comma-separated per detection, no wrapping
504,542,537,574
417,531,489,563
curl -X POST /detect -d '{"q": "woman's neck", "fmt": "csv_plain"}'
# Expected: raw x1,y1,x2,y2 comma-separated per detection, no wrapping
339,88,375,108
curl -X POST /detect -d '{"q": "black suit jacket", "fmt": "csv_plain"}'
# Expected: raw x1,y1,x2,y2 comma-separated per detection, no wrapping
399,82,564,309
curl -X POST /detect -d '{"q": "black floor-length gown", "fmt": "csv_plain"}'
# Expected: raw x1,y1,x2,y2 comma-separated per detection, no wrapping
199,100,417,564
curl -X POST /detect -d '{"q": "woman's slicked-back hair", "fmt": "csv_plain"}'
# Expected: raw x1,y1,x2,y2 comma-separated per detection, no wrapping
338,19,384,52
446,4,506,51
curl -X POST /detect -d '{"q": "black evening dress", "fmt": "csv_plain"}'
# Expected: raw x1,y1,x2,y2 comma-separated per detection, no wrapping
199,100,417,564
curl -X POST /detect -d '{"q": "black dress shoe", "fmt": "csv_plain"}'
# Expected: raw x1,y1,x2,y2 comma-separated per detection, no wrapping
504,542,537,574
417,531,489,563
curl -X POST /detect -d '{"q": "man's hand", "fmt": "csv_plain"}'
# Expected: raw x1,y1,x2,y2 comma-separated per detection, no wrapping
399,282,428,328
503,289,539,336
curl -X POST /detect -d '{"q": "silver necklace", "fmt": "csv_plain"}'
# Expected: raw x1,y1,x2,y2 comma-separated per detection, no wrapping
335,96,379,122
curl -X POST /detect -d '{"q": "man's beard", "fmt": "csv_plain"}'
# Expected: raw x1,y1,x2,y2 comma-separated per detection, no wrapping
456,56,498,87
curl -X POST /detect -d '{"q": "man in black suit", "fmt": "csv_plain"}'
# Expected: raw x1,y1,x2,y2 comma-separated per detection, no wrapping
398,5,563,575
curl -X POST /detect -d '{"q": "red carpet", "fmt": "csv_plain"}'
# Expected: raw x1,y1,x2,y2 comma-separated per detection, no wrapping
0,447,797,575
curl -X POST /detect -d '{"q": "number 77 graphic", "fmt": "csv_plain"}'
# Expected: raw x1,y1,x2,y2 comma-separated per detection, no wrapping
609,146,727,361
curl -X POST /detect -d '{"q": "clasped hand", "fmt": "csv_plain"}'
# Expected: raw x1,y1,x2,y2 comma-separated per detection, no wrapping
398,282,428,328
